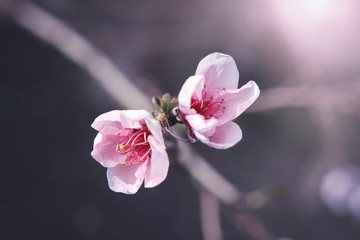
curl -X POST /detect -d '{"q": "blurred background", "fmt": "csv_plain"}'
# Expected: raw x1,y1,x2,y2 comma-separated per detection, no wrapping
1,0,360,239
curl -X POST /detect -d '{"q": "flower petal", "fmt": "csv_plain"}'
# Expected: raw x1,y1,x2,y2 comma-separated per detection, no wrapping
92,110,157,132
91,110,124,131
91,130,127,168
195,121,243,149
144,136,169,188
144,115,165,146
216,81,260,125
178,75,205,115
195,52,239,90
185,114,218,133
120,110,152,129
106,162,148,194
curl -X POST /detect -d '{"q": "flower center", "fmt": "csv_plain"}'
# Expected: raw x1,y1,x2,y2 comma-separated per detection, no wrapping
190,86,226,119
116,126,151,166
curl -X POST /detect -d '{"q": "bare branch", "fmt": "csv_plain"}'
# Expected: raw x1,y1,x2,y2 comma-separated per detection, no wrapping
249,83,360,113
2,1,152,111
176,140,243,205
199,190,223,240
226,210,277,240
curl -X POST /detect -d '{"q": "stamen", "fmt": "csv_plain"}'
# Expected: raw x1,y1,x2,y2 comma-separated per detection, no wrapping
116,126,152,166
189,86,228,119
131,131,144,146
139,148,151,161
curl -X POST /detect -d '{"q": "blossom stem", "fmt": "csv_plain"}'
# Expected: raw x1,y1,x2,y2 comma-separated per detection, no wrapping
165,128,190,142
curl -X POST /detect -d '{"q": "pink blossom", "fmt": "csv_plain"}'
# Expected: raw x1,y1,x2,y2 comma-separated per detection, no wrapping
91,110,169,194
178,52,260,149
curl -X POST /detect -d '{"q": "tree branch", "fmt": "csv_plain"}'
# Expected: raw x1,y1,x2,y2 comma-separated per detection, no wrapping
200,190,223,240
249,83,360,113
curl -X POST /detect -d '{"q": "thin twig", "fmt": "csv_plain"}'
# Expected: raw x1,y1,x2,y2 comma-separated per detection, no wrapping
249,83,360,113
2,1,152,111
226,209,277,240
199,190,223,240
176,140,243,205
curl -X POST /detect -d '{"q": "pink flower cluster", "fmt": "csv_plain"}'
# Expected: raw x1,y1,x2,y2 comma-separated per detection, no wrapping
91,52,259,194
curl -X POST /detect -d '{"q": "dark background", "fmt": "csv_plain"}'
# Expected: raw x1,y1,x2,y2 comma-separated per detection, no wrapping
1,0,360,239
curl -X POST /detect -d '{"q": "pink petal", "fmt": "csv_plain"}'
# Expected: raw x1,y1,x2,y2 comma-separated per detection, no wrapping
195,52,239,90
91,130,127,168
178,75,205,115
216,81,260,126
144,136,169,188
91,110,124,131
195,127,216,138
120,110,152,129
195,121,243,149
144,115,165,146
185,114,218,134
92,110,155,132
106,161,148,194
